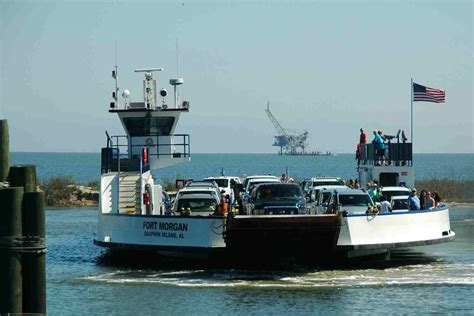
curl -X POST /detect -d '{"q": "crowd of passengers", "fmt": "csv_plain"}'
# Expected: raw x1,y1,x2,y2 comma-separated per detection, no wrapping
356,128,409,166
344,178,442,212
407,188,442,211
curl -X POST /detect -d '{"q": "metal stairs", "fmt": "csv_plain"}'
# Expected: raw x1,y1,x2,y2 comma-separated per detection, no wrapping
118,173,141,214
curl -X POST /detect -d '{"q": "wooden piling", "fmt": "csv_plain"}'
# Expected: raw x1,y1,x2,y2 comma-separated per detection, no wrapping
8,165,37,193
0,187,24,314
0,120,9,182
22,191,46,314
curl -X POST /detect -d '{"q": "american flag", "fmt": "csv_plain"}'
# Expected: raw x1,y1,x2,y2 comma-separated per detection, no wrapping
413,82,445,103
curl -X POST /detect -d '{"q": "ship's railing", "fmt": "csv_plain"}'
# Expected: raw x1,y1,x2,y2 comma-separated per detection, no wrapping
101,133,190,173
360,143,412,166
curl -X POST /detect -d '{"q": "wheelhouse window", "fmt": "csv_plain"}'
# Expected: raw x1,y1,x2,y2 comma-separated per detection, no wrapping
123,117,175,136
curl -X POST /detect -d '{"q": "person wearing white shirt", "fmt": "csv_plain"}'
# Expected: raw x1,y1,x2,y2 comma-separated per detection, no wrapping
379,195,392,213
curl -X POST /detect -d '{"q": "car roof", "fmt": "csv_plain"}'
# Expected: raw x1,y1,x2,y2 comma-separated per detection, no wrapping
245,175,278,180
391,195,410,200
257,182,300,188
248,178,280,183
331,187,368,194
313,185,348,190
381,186,410,191
311,177,342,181
204,176,239,180
179,187,218,192
186,181,218,187
178,194,219,200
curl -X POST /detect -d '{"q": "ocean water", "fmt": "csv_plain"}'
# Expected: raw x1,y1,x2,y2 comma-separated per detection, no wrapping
10,152,474,184
46,207,473,314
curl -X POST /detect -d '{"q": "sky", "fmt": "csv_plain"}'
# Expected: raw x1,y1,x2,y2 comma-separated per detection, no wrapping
0,0,472,154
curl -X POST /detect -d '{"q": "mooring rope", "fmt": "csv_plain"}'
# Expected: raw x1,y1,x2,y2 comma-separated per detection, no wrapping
0,236,47,253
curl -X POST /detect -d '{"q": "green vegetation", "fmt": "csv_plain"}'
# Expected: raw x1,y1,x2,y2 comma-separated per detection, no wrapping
161,176,176,192
415,179,474,203
40,176,99,206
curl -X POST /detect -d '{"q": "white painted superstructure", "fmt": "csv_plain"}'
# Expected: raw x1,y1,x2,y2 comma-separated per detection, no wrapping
94,67,226,257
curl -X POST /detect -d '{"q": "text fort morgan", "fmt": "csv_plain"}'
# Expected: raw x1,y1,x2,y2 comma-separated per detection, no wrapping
143,221,188,232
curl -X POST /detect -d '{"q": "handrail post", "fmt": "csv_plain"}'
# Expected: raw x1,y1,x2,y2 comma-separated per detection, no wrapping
139,148,143,215
117,148,120,214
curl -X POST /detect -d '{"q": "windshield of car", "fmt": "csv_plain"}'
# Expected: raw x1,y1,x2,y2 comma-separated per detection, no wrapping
248,180,278,192
339,194,372,206
392,199,409,210
177,198,217,212
204,179,228,187
254,185,303,201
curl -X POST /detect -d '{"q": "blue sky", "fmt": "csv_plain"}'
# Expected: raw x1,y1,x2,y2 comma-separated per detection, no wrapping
1,0,472,153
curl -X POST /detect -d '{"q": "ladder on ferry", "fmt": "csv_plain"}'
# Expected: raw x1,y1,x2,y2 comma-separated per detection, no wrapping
118,173,141,214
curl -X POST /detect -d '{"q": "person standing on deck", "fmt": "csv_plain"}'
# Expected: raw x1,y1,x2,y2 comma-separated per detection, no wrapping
407,188,421,210
372,130,385,165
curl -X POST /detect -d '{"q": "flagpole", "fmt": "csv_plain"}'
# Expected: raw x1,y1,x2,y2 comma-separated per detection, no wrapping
411,77,413,143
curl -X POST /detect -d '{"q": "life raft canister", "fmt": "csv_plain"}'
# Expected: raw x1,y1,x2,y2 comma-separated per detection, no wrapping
144,190,150,206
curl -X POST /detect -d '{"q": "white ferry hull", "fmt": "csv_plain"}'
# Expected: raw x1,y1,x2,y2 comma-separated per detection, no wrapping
94,213,226,257
337,206,455,258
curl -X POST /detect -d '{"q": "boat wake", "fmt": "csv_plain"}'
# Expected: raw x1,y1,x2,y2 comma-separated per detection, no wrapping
81,260,474,288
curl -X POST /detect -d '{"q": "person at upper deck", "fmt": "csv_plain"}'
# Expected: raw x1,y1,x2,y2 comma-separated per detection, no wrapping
360,128,367,144
379,195,392,213
372,130,385,165
357,128,367,165
407,188,421,210
424,192,436,210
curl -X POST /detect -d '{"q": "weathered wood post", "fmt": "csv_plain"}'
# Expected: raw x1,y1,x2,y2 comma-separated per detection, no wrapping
0,120,47,314
0,187,24,314
0,120,9,182
22,191,46,314
9,165,37,193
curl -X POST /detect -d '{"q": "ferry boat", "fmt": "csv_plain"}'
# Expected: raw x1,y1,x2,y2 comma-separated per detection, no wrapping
335,140,455,258
93,67,226,258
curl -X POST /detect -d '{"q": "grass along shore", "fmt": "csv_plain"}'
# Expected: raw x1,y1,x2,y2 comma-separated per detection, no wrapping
38,176,474,207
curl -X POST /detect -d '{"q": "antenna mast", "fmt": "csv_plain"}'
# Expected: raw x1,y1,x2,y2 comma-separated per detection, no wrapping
170,38,183,108
112,41,119,108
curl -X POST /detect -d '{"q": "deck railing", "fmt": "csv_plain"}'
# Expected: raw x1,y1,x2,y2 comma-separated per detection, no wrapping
360,142,412,166
101,133,190,173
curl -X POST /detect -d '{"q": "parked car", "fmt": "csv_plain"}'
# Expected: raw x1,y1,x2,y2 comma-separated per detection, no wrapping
301,177,345,198
241,177,281,209
185,180,219,189
325,187,374,214
245,183,307,215
203,176,241,200
173,193,220,216
242,175,279,193
173,186,221,213
391,195,409,211
381,186,411,200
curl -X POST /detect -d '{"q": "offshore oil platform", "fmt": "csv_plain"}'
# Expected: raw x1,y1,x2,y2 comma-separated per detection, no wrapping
265,102,333,156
